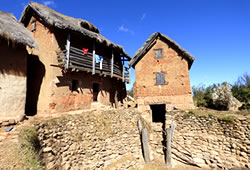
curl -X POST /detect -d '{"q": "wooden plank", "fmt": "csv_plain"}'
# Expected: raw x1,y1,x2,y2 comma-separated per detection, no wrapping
122,65,125,82
114,91,118,108
111,49,114,77
65,33,71,69
70,55,92,64
129,68,131,83
142,128,151,164
171,120,176,142
166,128,172,168
92,42,95,75
137,120,143,134
70,48,92,57
70,60,92,69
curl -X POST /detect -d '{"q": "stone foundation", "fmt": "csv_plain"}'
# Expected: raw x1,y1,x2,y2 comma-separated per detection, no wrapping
148,111,250,169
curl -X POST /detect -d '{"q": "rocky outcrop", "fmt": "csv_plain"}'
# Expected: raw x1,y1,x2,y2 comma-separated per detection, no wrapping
212,83,241,111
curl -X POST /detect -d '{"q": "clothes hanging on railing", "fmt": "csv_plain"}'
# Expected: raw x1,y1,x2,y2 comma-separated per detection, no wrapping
95,54,103,70
82,48,88,55
95,55,103,63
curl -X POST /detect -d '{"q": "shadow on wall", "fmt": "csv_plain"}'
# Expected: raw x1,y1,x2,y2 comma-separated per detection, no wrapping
25,54,45,116
0,41,27,77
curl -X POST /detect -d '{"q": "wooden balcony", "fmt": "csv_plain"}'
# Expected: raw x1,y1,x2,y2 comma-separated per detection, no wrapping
56,45,130,83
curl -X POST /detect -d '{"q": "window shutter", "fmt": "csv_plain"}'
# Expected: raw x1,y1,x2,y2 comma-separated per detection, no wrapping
155,49,163,58
156,73,165,85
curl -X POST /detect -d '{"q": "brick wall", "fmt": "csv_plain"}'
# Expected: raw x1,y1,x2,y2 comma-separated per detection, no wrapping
134,38,194,112
26,17,126,114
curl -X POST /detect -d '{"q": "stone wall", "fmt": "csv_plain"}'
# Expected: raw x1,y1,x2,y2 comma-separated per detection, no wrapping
28,108,250,169
148,111,250,169
0,41,27,121
33,109,145,170
134,38,194,112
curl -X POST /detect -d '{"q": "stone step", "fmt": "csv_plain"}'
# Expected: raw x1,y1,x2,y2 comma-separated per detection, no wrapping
91,102,110,110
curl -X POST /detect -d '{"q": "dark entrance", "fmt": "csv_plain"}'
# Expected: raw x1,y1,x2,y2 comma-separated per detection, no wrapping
150,104,166,123
25,54,45,116
93,83,100,101
150,104,167,161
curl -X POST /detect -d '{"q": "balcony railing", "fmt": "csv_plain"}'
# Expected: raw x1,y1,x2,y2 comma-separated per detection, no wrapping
56,45,130,83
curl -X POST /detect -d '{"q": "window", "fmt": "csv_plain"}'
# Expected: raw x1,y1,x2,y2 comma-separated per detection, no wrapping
154,49,163,59
72,80,79,92
156,72,165,85
31,22,36,32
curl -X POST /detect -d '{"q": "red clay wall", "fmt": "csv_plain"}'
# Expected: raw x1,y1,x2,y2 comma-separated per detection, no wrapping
134,38,194,112
26,17,126,114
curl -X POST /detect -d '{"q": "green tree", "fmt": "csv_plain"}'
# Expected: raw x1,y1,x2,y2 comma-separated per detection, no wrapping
232,72,250,103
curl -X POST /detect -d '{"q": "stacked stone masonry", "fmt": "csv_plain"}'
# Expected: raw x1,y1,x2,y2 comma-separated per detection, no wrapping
33,109,145,170
149,111,250,169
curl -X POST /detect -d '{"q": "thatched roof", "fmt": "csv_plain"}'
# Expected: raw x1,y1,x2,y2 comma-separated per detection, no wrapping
20,2,131,59
0,12,38,48
129,32,194,69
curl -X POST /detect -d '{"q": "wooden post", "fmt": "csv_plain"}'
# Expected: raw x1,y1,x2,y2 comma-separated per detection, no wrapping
122,65,125,82
92,42,95,75
137,120,143,134
111,50,114,77
114,90,118,108
166,128,172,168
65,33,71,69
142,128,151,164
171,120,176,142
129,68,131,83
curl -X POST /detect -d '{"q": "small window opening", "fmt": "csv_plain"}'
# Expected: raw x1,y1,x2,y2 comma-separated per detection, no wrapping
156,72,165,85
93,83,100,101
154,49,163,59
72,80,79,92
150,104,166,123
31,22,36,32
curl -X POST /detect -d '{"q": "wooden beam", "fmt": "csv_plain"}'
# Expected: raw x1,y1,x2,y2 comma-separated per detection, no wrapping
92,42,95,75
111,49,114,77
122,65,125,82
65,33,71,69
142,128,151,164
129,68,131,83
166,128,172,168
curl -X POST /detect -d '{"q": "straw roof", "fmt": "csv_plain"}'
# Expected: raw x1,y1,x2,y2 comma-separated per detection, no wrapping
20,2,131,59
0,12,38,48
129,32,194,69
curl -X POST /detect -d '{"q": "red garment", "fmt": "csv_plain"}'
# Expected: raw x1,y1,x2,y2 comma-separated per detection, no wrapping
82,48,88,55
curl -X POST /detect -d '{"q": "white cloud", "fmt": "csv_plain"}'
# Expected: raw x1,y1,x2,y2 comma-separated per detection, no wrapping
118,25,134,35
42,0,55,7
119,25,129,32
140,13,146,21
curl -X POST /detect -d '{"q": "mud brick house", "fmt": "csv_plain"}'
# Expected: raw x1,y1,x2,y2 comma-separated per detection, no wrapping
20,2,131,115
0,12,38,120
129,32,194,118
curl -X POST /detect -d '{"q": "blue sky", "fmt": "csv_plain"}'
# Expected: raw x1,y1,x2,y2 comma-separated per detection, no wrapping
1,0,250,90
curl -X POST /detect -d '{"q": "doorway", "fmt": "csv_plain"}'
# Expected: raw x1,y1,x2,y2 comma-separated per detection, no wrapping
25,54,45,116
93,83,100,101
150,104,166,123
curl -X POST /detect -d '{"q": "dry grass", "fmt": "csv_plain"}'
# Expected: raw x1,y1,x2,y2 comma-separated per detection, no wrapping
187,108,250,122
0,126,43,170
